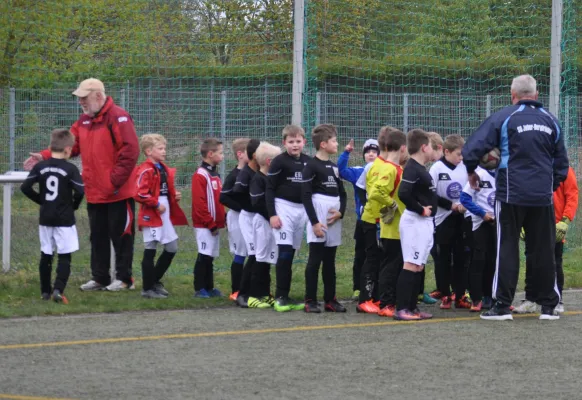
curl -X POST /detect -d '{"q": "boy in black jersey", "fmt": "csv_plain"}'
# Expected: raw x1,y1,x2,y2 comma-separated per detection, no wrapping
267,125,311,312
395,129,437,321
232,139,261,308
220,138,250,301
302,124,347,313
247,142,283,308
21,129,84,304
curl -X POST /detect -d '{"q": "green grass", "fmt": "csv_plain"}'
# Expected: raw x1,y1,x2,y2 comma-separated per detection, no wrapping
1,245,581,318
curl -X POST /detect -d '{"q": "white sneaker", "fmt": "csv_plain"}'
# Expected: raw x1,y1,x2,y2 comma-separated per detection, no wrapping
80,280,106,291
555,303,565,313
106,279,134,292
513,300,539,314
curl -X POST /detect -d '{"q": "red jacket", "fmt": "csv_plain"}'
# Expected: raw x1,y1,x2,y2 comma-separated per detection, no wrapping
40,97,139,204
134,160,188,230
554,167,578,223
191,163,226,230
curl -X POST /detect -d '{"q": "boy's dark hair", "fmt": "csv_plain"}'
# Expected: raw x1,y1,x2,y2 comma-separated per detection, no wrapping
282,124,305,140
443,134,465,152
49,129,75,152
377,126,406,152
407,129,430,155
312,124,337,150
200,138,223,158
246,138,261,160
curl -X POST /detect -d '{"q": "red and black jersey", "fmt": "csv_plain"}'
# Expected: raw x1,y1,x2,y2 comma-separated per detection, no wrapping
191,162,226,230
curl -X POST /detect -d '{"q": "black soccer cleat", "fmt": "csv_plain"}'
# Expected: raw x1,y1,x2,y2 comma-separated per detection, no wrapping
236,294,249,308
324,299,347,313
40,292,50,301
304,300,322,313
539,306,560,320
480,305,513,321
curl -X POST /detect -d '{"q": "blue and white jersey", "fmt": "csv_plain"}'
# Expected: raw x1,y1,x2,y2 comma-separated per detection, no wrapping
460,166,496,231
429,159,468,226
462,99,568,206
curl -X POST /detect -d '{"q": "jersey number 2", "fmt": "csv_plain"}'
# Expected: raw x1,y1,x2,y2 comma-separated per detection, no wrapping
45,176,59,201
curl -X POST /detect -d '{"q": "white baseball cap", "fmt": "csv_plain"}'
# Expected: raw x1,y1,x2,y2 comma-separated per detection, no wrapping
72,78,105,97
362,139,379,154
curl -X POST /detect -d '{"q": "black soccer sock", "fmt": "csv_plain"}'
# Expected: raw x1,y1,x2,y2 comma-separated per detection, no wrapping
435,244,452,296
322,246,338,302
230,257,244,293
305,242,325,302
396,269,416,311
205,256,215,291
54,253,71,293
142,249,157,291
193,253,210,291
418,269,425,295
238,255,255,297
250,261,271,298
409,271,422,311
275,245,295,298
39,252,53,295
154,250,176,284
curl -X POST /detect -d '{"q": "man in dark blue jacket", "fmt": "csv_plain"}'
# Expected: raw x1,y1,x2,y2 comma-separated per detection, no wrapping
462,74,569,321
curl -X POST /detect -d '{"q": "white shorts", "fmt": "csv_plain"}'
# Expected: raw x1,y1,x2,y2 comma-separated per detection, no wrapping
39,225,79,255
239,210,256,256
253,214,278,264
305,194,342,247
194,228,220,258
399,209,434,265
227,210,247,257
142,196,178,245
273,198,307,250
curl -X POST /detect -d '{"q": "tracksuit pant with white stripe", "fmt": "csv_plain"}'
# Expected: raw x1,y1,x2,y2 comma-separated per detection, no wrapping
494,201,559,308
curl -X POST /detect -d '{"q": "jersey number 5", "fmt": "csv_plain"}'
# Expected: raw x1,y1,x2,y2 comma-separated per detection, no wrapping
45,176,59,201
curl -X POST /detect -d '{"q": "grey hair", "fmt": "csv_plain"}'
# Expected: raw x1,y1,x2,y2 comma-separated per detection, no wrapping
511,74,537,98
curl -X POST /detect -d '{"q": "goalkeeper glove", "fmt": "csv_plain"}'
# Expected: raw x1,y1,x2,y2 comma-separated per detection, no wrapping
379,201,398,225
556,217,570,243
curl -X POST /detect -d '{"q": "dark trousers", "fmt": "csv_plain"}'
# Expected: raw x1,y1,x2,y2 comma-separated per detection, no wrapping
469,222,496,303
378,239,403,308
494,201,559,307
434,214,468,299
305,243,337,303
142,249,176,291
525,241,564,302
359,221,381,303
87,199,135,286
352,220,366,291
39,252,71,294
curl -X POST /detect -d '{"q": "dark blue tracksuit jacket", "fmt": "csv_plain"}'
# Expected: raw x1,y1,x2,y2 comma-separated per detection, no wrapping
462,100,569,207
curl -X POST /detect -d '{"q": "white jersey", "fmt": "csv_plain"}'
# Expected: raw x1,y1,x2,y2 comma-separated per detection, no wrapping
429,160,468,226
462,166,496,231
355,161,374,191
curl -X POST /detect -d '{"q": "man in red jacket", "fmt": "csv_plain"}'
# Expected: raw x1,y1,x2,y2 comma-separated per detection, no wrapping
24,78,140,292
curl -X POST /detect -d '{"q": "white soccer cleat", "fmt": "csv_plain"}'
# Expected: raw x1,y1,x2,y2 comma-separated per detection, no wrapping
105,279,133,292
555,303,565,313
80,280,106,291
539,306,560,320
512,300,539,314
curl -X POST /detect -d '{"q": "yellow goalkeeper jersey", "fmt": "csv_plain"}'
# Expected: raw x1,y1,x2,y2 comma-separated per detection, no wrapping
361,156,404,239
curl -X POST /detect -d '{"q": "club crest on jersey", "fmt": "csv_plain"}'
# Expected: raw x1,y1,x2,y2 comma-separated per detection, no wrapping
446,182,463,199
480,181,493,189
487,192,496,207
212,181,218,190
438,173,451,181
333,167,339,178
